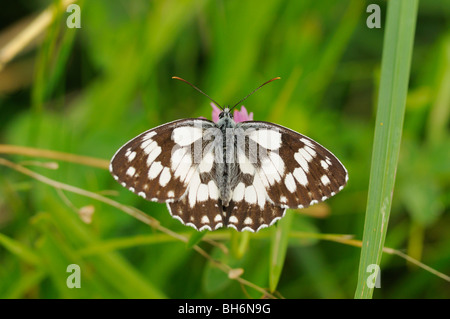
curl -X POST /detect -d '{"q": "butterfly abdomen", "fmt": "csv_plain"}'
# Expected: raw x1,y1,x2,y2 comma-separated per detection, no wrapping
216,110,237,207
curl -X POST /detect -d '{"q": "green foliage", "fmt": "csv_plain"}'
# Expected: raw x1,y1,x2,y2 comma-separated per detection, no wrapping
355,0,419,299
0,0,449,299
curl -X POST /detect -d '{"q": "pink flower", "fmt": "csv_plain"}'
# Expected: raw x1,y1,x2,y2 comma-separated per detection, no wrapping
211,103,221,123
233,105,253,123
210,103,253,123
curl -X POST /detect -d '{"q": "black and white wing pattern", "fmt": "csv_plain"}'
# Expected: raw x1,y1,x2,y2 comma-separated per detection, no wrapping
110,117,348,232
224,121,348,232
110,118,225,231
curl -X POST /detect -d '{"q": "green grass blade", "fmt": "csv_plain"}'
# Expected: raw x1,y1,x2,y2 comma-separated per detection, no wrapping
269,210,293,292
0,233,42,266
2,269,46,299
187,229,208,249
354,0,419,299
230,231,250,260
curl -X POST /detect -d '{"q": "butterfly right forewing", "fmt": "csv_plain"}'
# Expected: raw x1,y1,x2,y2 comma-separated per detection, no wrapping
236,121,348,210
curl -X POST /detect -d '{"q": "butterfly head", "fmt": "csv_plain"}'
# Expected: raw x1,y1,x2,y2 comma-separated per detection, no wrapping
218,107,233,120
217,107,235,128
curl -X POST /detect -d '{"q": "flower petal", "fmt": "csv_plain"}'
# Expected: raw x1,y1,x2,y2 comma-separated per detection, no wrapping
211,103,221,123
233,109,241,123
233,105,253,122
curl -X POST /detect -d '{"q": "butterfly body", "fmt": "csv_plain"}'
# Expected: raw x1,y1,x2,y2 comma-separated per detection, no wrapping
216,107,236,207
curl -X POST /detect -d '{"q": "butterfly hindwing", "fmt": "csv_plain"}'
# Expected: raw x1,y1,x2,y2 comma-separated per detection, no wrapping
166,145,225,231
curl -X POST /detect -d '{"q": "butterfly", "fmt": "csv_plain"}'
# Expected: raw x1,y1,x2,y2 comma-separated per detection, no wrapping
110,77,348,232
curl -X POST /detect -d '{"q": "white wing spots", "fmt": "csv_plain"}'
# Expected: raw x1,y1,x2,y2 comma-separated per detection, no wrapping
269,151,285,176
310,200,318,206
280,196,287,203
256,224,268,232
321,196,328,201
140,139,151,149
269,209,287,227
325,157,332,165
183,166,196,184
214,214,222,222
248,129,282,150
159,167,171,187
320,174,331,186
244,217,253,225
188,173,201,208
138,192,146,198
174,152,192,181
304,145,316,158
201,215,210,224
241,226,256,232
238,151,255,175
113,175,119,181
300,137,314,148
142,140,158,155
127,151,136,162
208,181,219,200
197,183,209,202
232,182,245,201
284,172,297,193
261,157,282,185
293,167,308,186
257,169,270,187
199,151,214,173
244,186,257,204
199,225,212,231
126,166,136,177
229,216,239,224
168,190,175,198
129,187,135,193
320,160,329,170
298,147,313,163
171,148,186,171
146,146,162,166
253,173,267,209
172,126,203,146
294,150,309,173
143,131,157,141
148,161,163,179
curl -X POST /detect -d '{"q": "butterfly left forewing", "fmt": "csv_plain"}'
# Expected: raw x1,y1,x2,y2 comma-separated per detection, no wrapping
110,118,217,203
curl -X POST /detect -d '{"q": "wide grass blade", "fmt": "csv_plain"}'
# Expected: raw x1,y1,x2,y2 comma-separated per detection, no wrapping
354,0,419,299
269,210,293,292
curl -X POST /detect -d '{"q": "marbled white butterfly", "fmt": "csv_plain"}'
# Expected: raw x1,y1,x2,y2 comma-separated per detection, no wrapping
110,77,348,232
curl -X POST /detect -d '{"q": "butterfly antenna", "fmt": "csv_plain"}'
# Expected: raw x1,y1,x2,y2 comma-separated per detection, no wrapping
172,76,223,110
230,77,281,112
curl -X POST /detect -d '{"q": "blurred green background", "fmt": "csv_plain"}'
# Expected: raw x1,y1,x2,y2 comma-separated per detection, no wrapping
0,0,449,298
